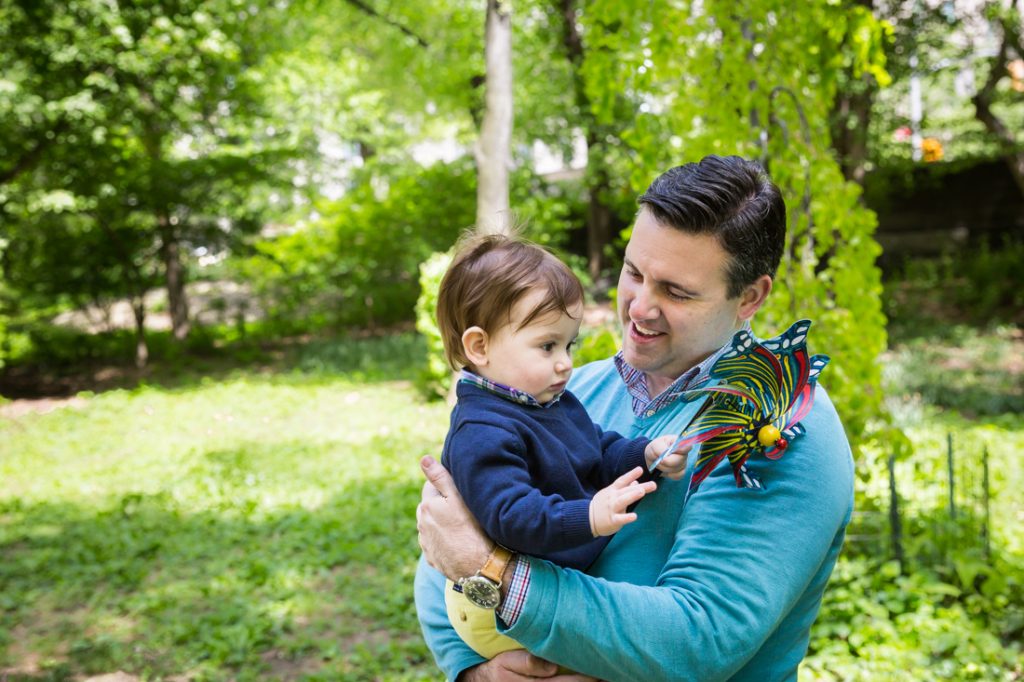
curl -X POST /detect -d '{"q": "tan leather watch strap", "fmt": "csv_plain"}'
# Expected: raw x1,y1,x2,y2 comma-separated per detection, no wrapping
478,545,513,584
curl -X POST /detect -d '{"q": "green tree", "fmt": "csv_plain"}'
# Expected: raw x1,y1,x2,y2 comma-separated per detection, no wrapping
0,0,298,353
582,0,894,452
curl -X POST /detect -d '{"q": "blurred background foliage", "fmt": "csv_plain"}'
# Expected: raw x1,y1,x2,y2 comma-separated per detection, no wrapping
1,0,1022,680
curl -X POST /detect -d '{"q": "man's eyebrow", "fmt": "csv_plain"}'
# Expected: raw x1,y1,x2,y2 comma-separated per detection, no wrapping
623,257,701,297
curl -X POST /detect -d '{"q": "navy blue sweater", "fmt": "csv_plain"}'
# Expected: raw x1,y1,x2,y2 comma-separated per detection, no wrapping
442,382,654,571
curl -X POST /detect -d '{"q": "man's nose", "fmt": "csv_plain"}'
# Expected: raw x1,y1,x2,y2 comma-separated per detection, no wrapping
629,285,659,320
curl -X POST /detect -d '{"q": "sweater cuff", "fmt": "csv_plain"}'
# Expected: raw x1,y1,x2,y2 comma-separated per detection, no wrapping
561,498,595,542
627,436,660,482
496,554,531,627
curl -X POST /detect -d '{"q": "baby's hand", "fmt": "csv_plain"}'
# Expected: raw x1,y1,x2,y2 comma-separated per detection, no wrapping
589,467,657,537
645,435,689,480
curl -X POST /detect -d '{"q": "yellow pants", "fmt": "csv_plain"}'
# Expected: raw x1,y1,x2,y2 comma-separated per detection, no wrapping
445,579,521,659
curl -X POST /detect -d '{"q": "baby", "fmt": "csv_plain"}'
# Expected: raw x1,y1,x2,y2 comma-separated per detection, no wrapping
435,231,687,658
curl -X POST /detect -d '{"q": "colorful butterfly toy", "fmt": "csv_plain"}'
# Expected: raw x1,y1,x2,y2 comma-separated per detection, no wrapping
650,319,829,492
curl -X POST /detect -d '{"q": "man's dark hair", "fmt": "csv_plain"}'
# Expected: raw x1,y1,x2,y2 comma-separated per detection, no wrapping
638,155,786,298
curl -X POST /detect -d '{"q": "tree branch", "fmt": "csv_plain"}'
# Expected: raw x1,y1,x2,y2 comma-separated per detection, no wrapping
342,0,429,48
972,29,1024,197
0,121,69,186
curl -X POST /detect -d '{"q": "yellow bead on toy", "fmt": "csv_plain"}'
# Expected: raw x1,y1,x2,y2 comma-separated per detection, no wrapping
757,424,781,447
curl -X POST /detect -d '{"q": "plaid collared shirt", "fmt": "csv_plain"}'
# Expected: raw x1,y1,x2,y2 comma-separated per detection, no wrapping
457,369,564,408
612,322,748,418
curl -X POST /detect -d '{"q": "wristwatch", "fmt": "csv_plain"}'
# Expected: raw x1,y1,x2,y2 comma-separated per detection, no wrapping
457,545,513,609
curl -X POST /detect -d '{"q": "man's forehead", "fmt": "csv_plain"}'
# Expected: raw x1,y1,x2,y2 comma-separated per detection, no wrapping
624,236,729,291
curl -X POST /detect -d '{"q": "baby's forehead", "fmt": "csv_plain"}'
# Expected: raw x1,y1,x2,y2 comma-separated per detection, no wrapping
510,297,583,331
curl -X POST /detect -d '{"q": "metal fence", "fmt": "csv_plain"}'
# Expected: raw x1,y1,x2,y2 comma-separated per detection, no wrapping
845,433,994,570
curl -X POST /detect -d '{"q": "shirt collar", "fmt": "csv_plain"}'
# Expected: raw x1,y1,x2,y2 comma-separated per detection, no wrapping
613,322,750,418
458,369,563,408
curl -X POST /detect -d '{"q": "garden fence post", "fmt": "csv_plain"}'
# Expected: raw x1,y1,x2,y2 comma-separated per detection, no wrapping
947,432,957,522
982,445,991,561
888,453,904,571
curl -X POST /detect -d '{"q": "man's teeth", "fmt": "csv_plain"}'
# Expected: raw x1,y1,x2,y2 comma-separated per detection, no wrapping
634,323,661,337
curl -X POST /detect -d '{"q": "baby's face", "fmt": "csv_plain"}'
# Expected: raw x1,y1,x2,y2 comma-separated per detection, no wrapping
478,288,583,404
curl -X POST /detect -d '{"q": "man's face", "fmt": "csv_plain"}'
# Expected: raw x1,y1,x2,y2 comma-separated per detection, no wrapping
617,208,760,393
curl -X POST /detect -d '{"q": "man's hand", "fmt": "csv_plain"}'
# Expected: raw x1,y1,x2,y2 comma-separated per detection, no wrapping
645,434,689,480
416,455,492,580
460,651,599,682
589,467,656,537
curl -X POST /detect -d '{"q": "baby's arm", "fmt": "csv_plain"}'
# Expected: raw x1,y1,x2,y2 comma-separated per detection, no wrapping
448,421,600,554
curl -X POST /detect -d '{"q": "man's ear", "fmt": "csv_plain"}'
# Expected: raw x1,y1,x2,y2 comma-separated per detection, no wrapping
737,275,773,321
461,326,489,367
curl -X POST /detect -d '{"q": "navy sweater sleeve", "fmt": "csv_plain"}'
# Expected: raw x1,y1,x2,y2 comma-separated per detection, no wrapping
592,423,656,489
446,420,595,555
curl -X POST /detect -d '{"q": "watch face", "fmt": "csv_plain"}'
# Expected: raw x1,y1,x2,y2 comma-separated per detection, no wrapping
462,576,501,609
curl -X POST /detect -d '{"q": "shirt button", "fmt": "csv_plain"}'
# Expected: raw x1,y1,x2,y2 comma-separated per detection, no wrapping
646,410,655,417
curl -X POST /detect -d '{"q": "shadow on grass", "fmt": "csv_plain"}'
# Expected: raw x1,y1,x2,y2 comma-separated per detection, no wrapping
1,327,431,401
0,471,435,680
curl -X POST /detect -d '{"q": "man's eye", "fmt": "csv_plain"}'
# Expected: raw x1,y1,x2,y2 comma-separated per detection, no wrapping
668,291,691,301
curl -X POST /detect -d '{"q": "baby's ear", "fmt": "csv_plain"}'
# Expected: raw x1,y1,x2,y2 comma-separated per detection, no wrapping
461,327,489,366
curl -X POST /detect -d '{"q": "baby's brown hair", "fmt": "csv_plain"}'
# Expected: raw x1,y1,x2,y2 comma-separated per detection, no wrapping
436,232,585,371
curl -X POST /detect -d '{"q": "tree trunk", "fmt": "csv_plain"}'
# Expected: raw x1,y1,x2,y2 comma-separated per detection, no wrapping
974,94,1024,197
831,82,873,186
972,28,1024,199
559,0,616,280
132,297,149,369
831,0,875,187
474,0,513,233
159,218,191,341
585,139,614,281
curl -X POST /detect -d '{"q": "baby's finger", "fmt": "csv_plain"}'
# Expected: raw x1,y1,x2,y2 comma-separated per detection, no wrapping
617,482,652,509
611,466,644,489
611,512,638,526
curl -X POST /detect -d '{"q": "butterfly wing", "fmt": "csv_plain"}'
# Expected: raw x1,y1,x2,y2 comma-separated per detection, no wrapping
710,329,785,421
777,354,830,430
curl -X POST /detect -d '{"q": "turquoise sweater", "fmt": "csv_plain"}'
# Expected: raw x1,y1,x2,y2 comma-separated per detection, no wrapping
414,357,854,681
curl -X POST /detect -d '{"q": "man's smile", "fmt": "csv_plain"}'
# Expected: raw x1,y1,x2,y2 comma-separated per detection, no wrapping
631,322,665,338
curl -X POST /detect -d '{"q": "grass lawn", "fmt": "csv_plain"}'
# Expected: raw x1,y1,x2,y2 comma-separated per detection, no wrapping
1,335,449,681
2,327,1021,681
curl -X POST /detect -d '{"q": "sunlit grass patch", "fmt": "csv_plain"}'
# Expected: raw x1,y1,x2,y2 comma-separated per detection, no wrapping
0,358,449,680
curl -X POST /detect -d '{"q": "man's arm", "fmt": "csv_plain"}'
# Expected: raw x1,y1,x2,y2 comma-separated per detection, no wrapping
415,457,599,682
414,556,486,679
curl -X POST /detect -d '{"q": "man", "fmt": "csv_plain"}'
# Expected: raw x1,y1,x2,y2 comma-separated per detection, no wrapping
415,155,855,681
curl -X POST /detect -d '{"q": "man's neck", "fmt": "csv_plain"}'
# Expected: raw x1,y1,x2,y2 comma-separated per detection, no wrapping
645,372,682,398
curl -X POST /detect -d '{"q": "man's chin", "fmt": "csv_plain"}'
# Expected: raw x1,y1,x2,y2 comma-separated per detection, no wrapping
621,343,659,372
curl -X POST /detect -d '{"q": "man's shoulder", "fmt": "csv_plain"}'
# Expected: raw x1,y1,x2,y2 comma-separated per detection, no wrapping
568,356,620,394
803,384,847,442
779,383,854,498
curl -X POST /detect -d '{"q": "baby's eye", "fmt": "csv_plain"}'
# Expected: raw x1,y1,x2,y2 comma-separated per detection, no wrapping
567,339,577,352
540,342,556,352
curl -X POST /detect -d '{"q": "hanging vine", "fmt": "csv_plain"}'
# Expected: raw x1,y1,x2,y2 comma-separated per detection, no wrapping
581,0,900,458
